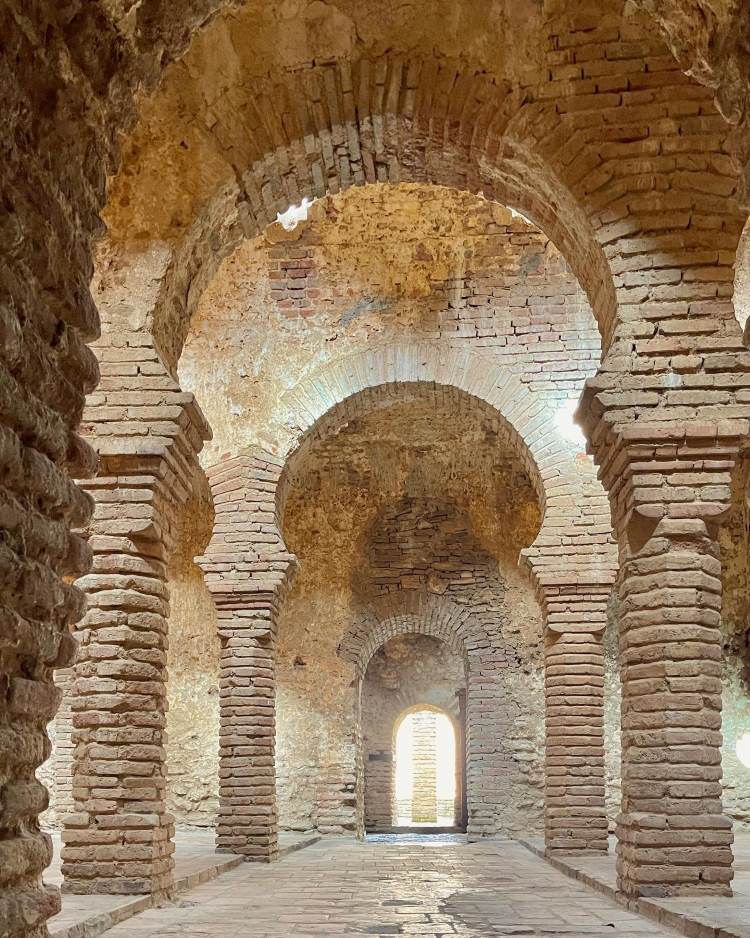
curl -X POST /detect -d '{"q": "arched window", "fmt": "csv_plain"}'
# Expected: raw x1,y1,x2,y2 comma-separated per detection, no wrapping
394,707,456,827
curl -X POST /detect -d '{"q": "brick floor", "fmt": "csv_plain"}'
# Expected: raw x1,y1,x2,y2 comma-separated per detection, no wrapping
100,835,678,937
522,833,750,938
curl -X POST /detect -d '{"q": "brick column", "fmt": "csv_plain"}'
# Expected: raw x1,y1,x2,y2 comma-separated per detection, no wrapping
198,450,297,861
364,751,393,830
582,415,746,897
542,583,610,855
63,334,210,895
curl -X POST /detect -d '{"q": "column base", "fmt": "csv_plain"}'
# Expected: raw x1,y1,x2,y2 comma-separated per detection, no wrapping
61,814,175,896
216,824,278,862
616,812,734,897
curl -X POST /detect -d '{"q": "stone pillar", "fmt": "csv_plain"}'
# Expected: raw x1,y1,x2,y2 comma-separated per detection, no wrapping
617,514,733,895
411,710,438,824
520,455,617,855
581,414,746,896
364,751,393,830
198,450,297,861
216,590,279,859
63,334,211,895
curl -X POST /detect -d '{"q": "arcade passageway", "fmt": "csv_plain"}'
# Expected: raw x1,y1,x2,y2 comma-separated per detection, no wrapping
5,2,750,937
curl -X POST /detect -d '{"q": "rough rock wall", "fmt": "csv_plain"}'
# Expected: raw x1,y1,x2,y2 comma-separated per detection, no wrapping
361,634,465,830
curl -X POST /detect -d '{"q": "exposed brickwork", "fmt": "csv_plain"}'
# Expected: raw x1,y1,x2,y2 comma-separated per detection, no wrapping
277,343,616,590
191,340,618,852
51,669,75,825
578,412,748,895
62,330,211,895
410,710,439,824
4,2,750,933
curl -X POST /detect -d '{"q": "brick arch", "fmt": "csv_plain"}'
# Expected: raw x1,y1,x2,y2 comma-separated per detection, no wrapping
275,342,617,595
392,702,458,735
363,698,463,833
103,4,748,379
339,592,475,676
143,61,616,373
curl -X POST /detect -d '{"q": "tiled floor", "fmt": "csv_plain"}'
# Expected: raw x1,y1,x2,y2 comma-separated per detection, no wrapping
95,836,680,937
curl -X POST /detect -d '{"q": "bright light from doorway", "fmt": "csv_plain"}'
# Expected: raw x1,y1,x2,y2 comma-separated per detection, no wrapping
394,709,456,826
554,398,587,451
737,732,750,768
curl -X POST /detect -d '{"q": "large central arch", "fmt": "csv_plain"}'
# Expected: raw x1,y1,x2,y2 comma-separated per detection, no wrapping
197,341,617,859
273,342,617,594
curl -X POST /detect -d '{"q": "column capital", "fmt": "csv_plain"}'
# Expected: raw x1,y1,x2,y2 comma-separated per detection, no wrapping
578,375,749,536
83,331,211,467
197,448,298,608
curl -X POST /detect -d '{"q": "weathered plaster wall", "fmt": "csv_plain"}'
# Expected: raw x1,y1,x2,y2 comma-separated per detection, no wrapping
275,586,359,834
164,562,220,828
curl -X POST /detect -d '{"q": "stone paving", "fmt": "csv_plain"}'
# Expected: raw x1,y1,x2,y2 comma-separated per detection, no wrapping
97,835,679,937
46,831,317,938
523,833,750,938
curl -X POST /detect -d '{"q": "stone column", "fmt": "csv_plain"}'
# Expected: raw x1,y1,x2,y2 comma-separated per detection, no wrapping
63,334,211,895
216,590,280,859
581,414,745,896
612,436,741,897
198,450,297,861
363,751,392,830
542,582,610,855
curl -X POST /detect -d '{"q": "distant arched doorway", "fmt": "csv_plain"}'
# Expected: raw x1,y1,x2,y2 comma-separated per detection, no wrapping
394,706,459,828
